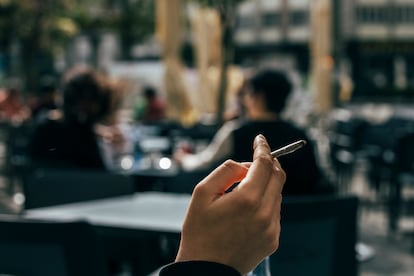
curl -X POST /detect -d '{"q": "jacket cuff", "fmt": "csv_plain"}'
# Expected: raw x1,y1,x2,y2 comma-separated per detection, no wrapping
159,260,241,276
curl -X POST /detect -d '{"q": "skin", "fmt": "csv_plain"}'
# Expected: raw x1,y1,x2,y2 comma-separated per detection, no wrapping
175,134,286,275
242,87,277,120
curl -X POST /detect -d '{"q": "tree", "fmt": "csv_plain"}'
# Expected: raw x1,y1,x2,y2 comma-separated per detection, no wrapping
112,0,155,60
190,0,243,125
0,0,79,92
0,0,156,93
70,0,155,61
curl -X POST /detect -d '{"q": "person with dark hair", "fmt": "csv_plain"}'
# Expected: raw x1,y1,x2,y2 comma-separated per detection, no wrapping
31,75,59,120
134,86,166,123
28,65,124,169
175,68,329,195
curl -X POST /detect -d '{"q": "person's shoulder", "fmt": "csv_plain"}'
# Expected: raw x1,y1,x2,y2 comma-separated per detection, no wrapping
217,119,244,137
277,120,309,136
33,110,64,130
223,118,244,130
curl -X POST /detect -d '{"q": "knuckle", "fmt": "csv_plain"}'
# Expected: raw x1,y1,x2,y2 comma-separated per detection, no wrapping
274,165,286,183
236,193,258,210
255,155,273,170
192,181,208,197
254,211,272,231
222,159,239,170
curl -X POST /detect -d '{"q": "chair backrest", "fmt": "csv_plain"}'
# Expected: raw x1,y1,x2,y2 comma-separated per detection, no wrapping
0,215,108,276
23,169,135,209
269,194,359,276
163,169,211,194
394,132,414,174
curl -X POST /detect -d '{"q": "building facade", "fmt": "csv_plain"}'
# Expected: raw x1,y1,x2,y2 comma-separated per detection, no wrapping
234,0,310,72
233,0,414,100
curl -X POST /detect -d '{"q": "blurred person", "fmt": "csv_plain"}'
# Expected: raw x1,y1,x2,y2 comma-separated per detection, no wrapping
223,80,247,122
31,75,60,121
175,68,332,195
0,80,30,124
28,65,126,170
160,134,284,275
134,86,166,123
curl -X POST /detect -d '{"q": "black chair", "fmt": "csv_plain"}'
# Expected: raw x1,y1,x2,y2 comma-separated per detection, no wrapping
23,168,135,209
269,194,359,276
0,215,108,276
4,122,34,195
388,132,414,247
329,117,366,192
163,169,211,194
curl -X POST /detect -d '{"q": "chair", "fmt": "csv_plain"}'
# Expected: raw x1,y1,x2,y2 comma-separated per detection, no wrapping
163,169,211,194
328,117,366,192
23,168,135,209
4,122,34,195
388,131,414,249
268,194,359,276
0,215,108,276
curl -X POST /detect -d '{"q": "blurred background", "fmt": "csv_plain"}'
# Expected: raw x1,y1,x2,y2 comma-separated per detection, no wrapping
0,0,414,275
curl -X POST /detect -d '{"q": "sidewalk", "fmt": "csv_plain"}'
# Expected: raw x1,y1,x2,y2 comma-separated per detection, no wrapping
351,160,414,276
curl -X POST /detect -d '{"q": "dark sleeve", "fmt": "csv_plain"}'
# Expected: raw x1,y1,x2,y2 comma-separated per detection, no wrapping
28,120,58,159
159,261,241,276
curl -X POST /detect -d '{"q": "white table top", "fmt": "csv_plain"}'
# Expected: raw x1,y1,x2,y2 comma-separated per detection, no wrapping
23,192,191,234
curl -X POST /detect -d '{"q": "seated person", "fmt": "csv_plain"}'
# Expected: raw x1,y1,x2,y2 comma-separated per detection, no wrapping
161,134,285,275
0,81,30,124
175,68,332,195
134,86,166,123
31,75,60,121
28,65,125,170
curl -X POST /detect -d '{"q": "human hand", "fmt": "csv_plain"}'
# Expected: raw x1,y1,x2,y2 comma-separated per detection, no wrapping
172,140,193,167
95,124,126,150
175,134,286,275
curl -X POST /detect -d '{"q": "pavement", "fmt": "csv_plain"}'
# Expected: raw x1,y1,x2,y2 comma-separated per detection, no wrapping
351,160,414,276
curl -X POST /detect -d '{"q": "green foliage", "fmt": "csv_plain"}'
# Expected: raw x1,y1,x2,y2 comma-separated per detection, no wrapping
0,0,155,52
115,0,155,43
0,0,157,91
0,0,79,52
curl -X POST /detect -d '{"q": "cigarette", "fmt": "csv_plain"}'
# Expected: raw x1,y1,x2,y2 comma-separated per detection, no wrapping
271,140,307,158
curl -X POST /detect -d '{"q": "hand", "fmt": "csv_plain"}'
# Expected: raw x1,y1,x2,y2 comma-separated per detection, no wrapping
172,148,188,167
95,124,126,150
175,134,286,275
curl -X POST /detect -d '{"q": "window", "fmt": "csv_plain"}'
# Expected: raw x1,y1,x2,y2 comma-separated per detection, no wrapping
290,11,309,26
262,12,280,27
356,6,388,24
394,6,414,23
237,15,255,29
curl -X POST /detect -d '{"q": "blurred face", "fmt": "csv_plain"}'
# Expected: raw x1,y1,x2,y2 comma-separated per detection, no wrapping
241,85,265,118
241,86,254,118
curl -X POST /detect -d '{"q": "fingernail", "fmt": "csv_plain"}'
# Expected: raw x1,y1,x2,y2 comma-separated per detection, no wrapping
256,134,265,142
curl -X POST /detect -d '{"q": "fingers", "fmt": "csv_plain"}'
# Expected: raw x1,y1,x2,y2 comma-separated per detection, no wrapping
193,134,285,208
266,157,286,195
253,134,272,161
195,159,249,200
237,135,274,198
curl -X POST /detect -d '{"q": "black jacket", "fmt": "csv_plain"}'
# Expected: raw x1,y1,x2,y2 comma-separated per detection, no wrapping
231,120,323,195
